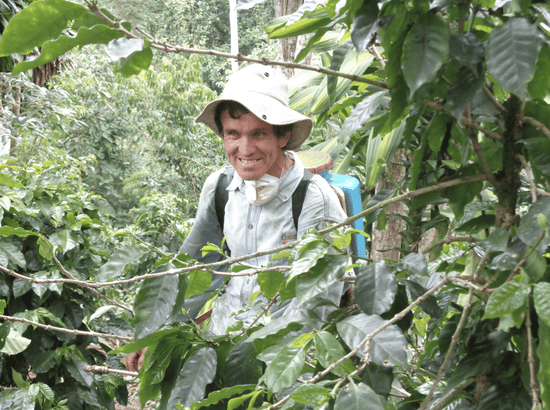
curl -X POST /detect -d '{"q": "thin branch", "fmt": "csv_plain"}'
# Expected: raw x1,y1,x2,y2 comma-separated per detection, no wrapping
483,87,507,114
0,314,133,342
522,116,550,139
87,4,387,88
233,292,280,339
468,110,498,187
429,378,476,410
52,254,133,313
505,230,546,283
422,100,503,141
419,252,489,410
517,154,538,202
526,296,541,409
271,274,476,409
1,174,486,291
422,236,481,255
536,188,550,198
367,46,386,69
84,365,138,378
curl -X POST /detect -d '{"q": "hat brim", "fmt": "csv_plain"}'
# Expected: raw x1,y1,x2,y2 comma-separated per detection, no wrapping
196,90,312,151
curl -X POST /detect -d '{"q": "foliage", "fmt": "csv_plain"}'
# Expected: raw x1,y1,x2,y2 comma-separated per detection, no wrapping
1,0,550,409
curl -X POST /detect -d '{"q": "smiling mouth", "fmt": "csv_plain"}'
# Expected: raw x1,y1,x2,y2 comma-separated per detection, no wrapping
240,158,261,165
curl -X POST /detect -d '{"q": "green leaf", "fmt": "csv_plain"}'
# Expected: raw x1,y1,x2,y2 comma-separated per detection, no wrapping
287,240,331,283
404,280,442,319
106,38,154,78
188,385,255,410
227,390,262,410
0,174,24,189
337,313,408,368
516,197,550,250
133,273,180,340
534,282,550,327
263,343,307,393
527,44,550,100
185,270,212,299
401,13,450,99
291,384,331,405
0,300,5,315
448,65,485,119
483,282,530,319
354,261,397,316
360,362,394,398
455,214,496,234
163,347,217,408
12,24,125,75
97,246,146,282
524,138,550,178
449,32,485,70
443,165,483,221
65,360,94,388
267,13,332,39
0,227,38,238
12,368,29,389
258,270,285,299
394,253,428,276
486,18,542,98
225,336,263,386
49,229,79,254
338,91,388,144
0,0,87,56
314,331,355,377
334,383,385,410
245,309,320,346
295,254,348,307
537,319,550,407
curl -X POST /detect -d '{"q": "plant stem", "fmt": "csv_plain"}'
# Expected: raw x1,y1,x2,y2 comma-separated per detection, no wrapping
0,173,486,289
419,252,488,410
505,230,546,283
429,378,476,410
87,4,387,88
421,236,481,255
526,296,541,410
83,365,138,377
517,154,537,202
0,314,133,342
52,254,133,313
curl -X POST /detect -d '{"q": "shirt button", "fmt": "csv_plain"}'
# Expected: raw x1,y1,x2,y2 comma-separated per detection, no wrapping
242,303,247,307
246,279,250,284
249,224,253,229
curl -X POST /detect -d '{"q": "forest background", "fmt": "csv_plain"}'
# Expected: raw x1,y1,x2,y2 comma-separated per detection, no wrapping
1,0,550,409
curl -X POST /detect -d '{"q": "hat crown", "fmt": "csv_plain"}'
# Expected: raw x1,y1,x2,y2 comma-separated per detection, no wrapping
222,65,289,108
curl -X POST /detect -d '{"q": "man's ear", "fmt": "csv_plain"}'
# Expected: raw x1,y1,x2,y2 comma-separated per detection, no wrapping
278,131,291,148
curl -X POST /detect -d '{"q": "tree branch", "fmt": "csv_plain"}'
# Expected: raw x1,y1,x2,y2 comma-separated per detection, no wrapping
422,236,480,255
429,378,476,410
526,296,541,409
83,364,138,378
0,314,133,342
86,3,387,88
52,254,133,313
422,100,503,141
522,116,550,139
420,252,489,410
517,154,537,202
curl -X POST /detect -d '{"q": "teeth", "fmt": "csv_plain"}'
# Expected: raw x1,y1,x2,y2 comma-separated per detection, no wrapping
240,159,260,164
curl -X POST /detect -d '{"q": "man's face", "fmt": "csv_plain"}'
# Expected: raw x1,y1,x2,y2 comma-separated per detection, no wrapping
222,110,290,181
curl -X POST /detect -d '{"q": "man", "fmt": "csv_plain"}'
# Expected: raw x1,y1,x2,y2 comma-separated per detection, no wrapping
181,64,346,334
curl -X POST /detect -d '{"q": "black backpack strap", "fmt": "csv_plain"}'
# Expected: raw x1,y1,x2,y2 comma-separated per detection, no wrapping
215,167,235,235
291,170,313,232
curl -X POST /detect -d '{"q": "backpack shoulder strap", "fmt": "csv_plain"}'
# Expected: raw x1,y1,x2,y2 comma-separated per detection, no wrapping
291,170,314,232
215,167,235,233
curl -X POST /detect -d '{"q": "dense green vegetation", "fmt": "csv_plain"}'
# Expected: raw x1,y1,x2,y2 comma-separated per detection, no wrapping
1,0,550,409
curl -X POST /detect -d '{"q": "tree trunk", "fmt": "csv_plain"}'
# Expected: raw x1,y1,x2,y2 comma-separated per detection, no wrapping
371,149,406,262
274,0,302,78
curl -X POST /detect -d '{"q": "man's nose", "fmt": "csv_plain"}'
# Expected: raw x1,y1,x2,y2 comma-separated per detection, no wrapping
238,135,255,155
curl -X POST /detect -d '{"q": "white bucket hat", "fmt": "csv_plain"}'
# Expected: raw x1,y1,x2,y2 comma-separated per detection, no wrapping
195,64,312,151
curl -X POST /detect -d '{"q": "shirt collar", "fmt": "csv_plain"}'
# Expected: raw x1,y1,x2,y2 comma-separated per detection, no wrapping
225,151,306,203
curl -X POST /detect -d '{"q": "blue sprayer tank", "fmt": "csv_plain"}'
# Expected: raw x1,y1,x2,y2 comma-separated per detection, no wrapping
297,151,366,261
